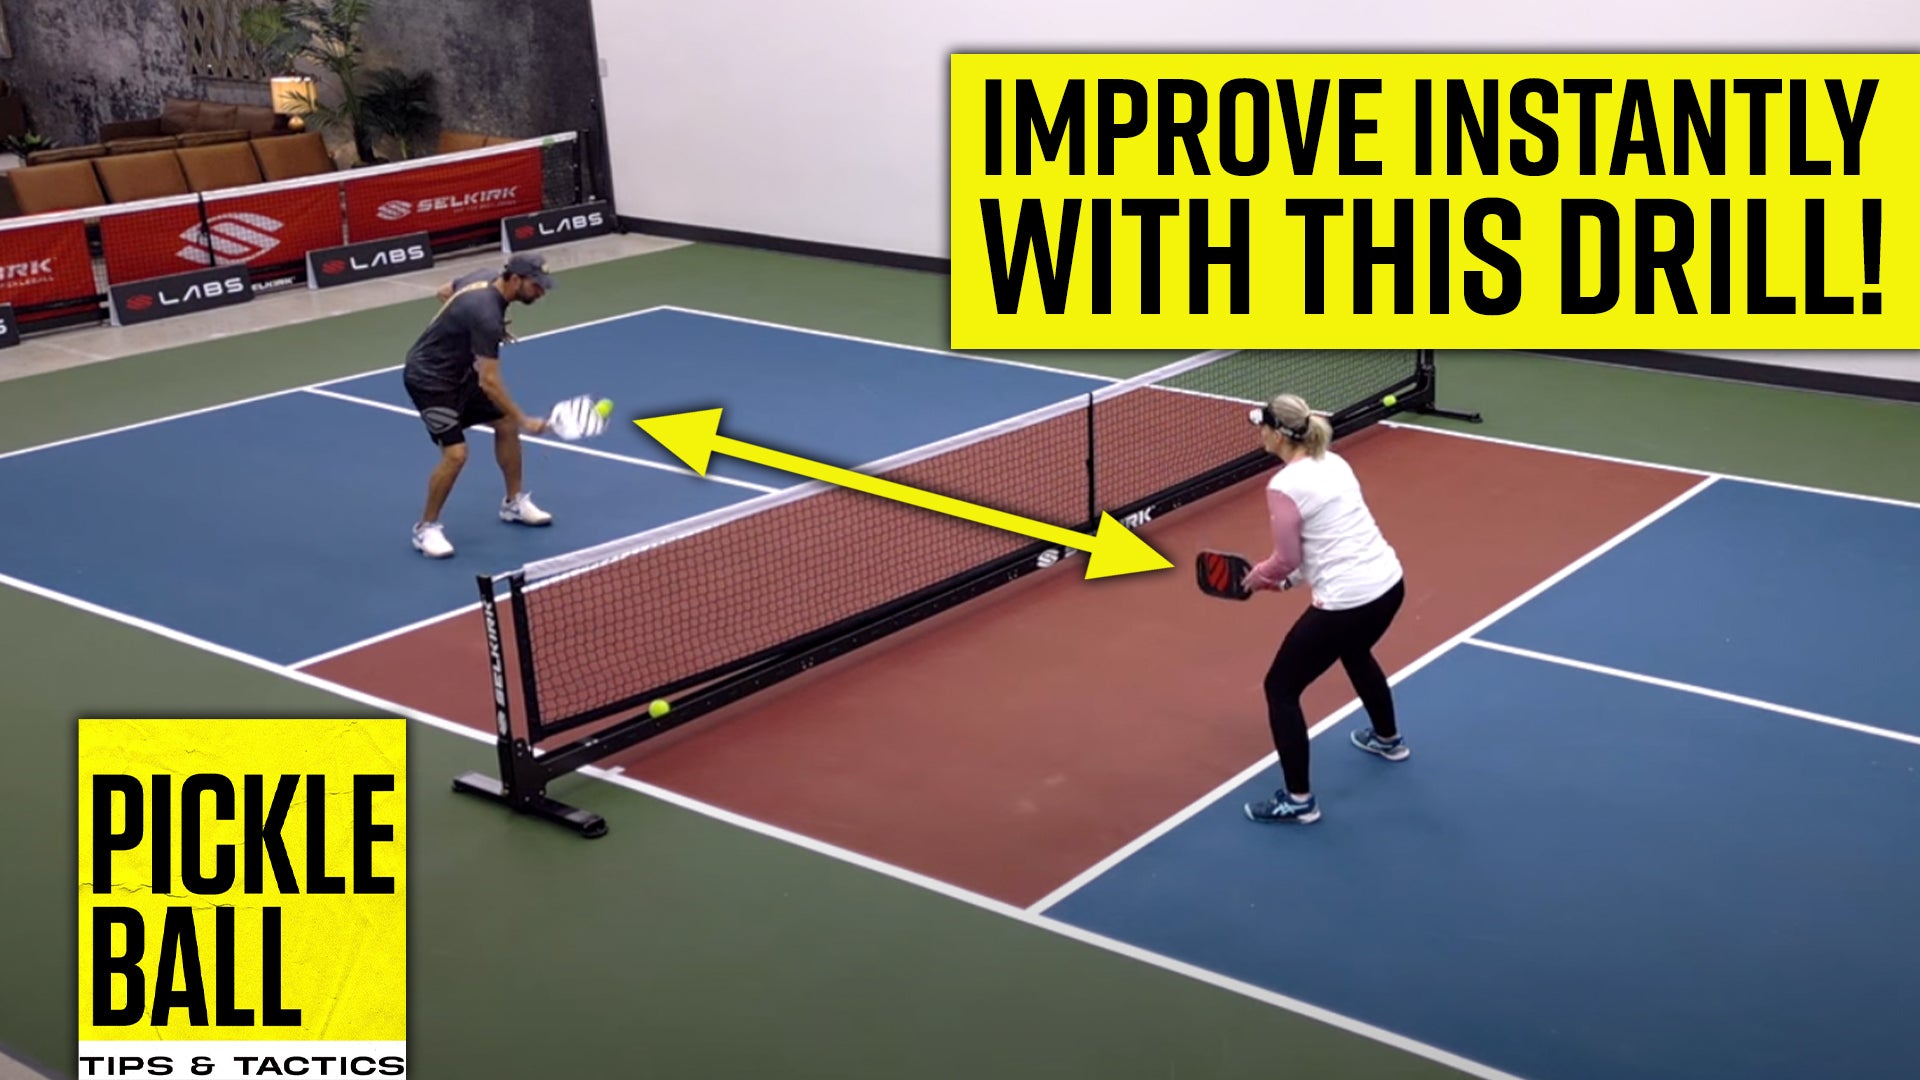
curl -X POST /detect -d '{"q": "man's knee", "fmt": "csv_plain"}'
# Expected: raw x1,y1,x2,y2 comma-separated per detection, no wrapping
439,441,469,467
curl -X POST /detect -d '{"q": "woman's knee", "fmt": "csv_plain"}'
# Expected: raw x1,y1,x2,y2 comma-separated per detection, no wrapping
1263,660,1312,700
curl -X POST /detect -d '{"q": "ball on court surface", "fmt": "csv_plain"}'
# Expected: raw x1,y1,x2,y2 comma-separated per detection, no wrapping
595,398,614,418
1382,394,1398,407
648,699,670,718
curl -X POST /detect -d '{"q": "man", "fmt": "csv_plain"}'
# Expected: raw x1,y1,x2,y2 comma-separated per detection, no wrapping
402,252,557,559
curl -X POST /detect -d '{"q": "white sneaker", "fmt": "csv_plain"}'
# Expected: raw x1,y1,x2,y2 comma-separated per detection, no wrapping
413,521,454,558
500,491,552,525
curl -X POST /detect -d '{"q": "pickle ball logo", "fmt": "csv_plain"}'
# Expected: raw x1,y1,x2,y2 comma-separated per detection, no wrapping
77,718,408,1079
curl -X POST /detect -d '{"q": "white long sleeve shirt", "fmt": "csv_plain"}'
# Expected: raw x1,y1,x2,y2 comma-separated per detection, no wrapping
1245,451,1403,610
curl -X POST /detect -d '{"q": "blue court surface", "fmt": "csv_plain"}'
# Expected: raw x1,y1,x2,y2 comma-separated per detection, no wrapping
7,302,1916,1080
1040,478,1920,1080
0,307,1107,665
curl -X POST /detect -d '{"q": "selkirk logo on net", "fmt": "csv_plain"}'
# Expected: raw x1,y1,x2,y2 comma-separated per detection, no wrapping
2,258,57,285
378,187,520,223
177,213,285,265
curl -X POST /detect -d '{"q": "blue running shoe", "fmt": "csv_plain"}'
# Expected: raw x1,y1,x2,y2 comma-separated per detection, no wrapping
1244,791,1320,824
1351,727,1410,761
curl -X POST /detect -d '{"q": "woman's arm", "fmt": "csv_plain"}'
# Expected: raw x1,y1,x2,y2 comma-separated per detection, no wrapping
1244,488,1305,591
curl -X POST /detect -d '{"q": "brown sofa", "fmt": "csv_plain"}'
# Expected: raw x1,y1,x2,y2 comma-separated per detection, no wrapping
99,98,292,144
5,159,108,215
4,132,333,217
21,129,256,167
437,130,517,154
12,97,297,172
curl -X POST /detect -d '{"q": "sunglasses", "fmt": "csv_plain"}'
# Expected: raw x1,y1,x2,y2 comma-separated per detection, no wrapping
1247,404,1308,440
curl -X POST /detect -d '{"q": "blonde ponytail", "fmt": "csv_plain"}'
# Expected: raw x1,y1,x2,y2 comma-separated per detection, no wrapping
1302,413,1333,457
1263,394,1334,458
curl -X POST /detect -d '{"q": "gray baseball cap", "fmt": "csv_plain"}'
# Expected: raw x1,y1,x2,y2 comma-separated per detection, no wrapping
503,252,555,290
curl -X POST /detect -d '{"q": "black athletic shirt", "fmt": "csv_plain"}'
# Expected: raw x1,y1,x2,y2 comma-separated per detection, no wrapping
402,269,508,392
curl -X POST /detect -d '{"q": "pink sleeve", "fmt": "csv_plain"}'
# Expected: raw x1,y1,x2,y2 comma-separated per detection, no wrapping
1246,488,1304,588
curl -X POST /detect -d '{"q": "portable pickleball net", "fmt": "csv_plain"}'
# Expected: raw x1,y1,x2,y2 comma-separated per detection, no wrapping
454,346,1478,836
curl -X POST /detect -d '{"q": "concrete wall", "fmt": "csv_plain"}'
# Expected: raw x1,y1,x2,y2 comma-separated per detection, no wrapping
0,0,196,148
363,0,600,146
0,0,600,153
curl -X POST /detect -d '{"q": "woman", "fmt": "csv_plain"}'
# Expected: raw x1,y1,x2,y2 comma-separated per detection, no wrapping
1239,394,1408,825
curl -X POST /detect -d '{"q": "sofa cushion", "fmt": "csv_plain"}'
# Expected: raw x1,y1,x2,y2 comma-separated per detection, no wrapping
159,98,200,135
437,130,491,154
106,135,181,154
176,141,263,192
176,129,249,148
92,149,191,202
232,105,280,136
98,118,165,142
250,132,332,180
193,103,240,132
25,144,107,165
7,160,108,215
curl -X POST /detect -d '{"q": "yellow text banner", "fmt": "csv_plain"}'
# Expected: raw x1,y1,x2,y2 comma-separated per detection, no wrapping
77,718,407,1052
949,53,1917,350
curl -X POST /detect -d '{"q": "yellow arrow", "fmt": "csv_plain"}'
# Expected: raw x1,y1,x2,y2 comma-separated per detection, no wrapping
633,409,1172,579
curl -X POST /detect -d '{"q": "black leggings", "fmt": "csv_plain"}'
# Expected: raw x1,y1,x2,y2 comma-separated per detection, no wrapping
1263,578,1405,794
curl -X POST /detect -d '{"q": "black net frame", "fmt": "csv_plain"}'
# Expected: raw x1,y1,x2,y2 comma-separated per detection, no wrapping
454,347,1480,836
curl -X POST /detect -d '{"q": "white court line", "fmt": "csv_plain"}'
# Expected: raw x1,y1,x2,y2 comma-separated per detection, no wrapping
0,566,1523,1080
1026,473,1722,915
301,386,780,494
290,601,492,671
1381,420,1920,514
1464,638,1920,749
0,302,1107,467
8,294,1913,523
0,570,507,754
0,303,672,465
653,304,1133,384
0,385,317,464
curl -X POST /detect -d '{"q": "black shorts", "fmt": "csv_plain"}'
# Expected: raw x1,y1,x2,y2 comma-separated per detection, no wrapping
405,377,503,447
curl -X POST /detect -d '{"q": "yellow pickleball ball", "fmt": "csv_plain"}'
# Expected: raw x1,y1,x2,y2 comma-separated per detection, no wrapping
649,699,670,718
596,398,614,418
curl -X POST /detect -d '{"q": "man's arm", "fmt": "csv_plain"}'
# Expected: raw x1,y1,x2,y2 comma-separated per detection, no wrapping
473,356,544,433
439,271,491,304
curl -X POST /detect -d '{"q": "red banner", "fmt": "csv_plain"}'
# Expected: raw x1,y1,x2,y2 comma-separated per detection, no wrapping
100,203,206,285
97,186,344,287
344,149,544,242
0,220,97,310
200,184,344,272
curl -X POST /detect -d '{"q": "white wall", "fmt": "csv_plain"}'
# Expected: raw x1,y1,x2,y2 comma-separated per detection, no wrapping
586,1,1919,384
1676,351,1920,385
588,0,1919,259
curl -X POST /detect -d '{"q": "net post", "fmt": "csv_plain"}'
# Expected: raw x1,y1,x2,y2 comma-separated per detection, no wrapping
1409,348,1484,424
453,573,520,810
568,129,584,206
507,572,550,743
1084,390,1097,530
452,572,607,838
481,573,517,787
193,194,212,270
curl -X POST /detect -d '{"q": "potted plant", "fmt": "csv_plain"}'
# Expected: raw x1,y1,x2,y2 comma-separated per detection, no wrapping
1,133,55,169
240,0,379,164
360,68,439,161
